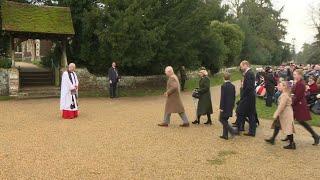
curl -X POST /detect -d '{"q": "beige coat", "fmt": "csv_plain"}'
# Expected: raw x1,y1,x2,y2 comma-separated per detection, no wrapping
273,92,295,135
165,75,185,114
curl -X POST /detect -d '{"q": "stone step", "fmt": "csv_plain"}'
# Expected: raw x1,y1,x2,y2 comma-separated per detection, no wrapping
18,86,60,99
21,86,60,91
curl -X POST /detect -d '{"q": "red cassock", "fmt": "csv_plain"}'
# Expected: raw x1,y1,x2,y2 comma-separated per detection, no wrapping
62,110,79,119
292,80,311,121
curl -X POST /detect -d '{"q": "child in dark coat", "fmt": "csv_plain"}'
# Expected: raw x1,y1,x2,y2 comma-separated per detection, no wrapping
219,72,237,140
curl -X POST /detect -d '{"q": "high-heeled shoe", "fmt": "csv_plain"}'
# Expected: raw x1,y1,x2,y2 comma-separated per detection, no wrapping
192,120,200,124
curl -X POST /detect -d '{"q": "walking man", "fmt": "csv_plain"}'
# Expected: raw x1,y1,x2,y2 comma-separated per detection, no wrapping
158,66,190,127
108,62,119,98
236,60,257,136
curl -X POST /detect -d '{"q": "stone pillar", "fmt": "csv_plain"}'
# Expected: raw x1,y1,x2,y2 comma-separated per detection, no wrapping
35,39,41,61
9,36,15,67
61,40,68,68
8,68,19,97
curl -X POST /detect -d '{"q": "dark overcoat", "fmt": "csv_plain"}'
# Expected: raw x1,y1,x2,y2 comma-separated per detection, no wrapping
237,69,256,116
220,81,236,118
265,72,276,94
292,80,311,121
197,76,213,115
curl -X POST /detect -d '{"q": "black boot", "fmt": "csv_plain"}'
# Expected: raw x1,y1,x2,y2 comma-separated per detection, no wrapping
283,135,296,150
299,121,319,145
265,127,280,145
204,114,212,125
192,115,200,124
313,135,320,146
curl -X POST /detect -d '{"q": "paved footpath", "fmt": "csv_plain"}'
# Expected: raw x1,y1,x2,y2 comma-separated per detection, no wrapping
1,81,320,179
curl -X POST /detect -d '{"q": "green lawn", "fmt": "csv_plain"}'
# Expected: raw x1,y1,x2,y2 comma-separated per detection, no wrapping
255,97,320,127
185,69,243,91
0,96,12,101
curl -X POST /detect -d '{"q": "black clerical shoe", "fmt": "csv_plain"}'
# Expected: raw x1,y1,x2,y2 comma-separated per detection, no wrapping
219,136,228,140
243,133,255,137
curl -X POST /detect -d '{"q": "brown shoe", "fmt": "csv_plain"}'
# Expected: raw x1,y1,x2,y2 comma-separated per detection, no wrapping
179,123,190,127
158,123,169,127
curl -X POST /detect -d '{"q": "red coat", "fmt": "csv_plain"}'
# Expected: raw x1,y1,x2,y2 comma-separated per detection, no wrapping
308,83,318,94
292,80,311,121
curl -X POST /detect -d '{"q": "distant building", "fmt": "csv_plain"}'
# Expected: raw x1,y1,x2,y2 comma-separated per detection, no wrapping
14,39,53,62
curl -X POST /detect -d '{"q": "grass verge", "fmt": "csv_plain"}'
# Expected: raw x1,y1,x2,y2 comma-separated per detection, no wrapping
0,96,11,101
80,69,243,98
185,69,242,91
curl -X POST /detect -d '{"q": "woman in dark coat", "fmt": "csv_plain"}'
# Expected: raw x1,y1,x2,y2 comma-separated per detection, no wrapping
291,69,319,145
192,69,213,125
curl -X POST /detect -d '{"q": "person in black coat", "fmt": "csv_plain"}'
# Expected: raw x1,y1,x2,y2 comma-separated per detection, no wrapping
108,62,119,98
265,67,276,107
236,61,257,136
179,66,187,91
219,72,237,140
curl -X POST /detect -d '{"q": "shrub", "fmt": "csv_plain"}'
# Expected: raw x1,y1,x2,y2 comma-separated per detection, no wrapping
0,57,12,69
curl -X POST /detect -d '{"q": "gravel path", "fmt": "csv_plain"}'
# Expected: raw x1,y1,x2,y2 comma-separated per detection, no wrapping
1,81,320,179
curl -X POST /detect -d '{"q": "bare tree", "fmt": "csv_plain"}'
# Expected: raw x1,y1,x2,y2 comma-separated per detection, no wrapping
225,0,243,17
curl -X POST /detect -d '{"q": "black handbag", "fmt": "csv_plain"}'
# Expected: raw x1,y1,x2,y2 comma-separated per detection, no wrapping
192,89,200,99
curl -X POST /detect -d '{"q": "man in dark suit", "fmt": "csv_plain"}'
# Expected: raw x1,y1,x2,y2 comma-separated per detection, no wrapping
219,72,236,140
236,60,257,137
265,66,276,107
108,62,119,98
179,66,187,91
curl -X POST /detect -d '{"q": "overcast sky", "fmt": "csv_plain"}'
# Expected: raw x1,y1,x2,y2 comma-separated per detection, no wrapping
273,0,319,51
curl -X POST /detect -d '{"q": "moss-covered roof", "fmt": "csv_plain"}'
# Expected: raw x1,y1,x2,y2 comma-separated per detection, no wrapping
1,1,74,35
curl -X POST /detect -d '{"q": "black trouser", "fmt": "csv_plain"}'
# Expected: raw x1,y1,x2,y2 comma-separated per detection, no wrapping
219,116,235,137
266,89,274,107
298,121,319,138
181,79,186,91
236,114,256,135
109,82,117,98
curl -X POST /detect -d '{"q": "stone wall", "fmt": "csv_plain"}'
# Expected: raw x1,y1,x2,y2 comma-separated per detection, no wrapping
75,68,167,92
8,68,19,97
0,69,9,96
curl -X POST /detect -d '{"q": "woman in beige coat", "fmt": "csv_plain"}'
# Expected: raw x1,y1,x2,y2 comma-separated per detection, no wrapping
158,66,189,127
265,81,296,150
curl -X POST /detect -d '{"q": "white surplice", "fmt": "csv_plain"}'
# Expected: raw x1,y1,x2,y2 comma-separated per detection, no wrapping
60,71,79,111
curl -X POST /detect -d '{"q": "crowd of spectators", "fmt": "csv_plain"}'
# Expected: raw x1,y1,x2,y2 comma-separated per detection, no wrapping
255,63,320,114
